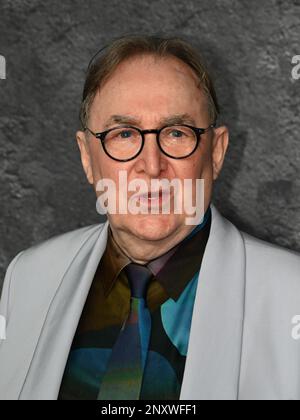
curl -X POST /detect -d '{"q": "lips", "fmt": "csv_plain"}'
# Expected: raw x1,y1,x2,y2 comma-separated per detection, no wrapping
142,191,162,200
135,189,165,199
133,189,172,208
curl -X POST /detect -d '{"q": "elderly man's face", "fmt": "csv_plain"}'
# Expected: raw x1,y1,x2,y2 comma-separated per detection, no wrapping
77,54,228,243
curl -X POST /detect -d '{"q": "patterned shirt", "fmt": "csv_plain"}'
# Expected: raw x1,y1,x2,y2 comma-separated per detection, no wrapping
58,207,211,400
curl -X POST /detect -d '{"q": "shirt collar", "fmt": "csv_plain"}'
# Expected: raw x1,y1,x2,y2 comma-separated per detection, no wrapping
98,206,211,300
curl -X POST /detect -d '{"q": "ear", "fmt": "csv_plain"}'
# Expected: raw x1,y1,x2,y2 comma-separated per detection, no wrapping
211,125,229,181
76,130,94,185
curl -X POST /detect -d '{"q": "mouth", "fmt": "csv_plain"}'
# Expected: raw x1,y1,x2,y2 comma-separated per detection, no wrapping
133,189,172,208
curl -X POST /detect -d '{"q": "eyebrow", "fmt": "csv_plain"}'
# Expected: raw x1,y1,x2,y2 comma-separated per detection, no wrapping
103,113,197,130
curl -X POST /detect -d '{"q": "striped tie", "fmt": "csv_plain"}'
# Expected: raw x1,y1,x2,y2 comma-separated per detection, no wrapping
97,263,152,400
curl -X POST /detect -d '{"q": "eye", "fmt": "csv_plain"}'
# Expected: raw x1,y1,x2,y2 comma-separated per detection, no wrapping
108,128,138,141
170,129,184,138
119,129,133,138
163,128,189,139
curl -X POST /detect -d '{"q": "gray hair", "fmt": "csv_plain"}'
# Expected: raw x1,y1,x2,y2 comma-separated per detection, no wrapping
80,34,219,128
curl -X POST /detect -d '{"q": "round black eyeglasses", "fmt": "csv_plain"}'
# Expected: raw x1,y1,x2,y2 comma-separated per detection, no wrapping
83,123,216,162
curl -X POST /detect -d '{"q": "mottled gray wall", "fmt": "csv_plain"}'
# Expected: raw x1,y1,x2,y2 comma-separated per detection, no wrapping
0,0,300,289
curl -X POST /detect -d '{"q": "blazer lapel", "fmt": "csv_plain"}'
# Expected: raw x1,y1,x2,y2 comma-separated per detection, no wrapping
180,205,246,400
19,220,110,400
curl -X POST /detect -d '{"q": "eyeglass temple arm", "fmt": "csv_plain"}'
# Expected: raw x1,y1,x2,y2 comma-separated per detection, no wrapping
83,126,98,137
201,122,216,134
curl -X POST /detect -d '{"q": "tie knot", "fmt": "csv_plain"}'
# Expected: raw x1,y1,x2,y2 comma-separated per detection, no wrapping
124,263,152,299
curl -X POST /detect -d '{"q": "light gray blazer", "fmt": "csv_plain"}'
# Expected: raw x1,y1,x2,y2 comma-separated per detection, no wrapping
0,204,300,400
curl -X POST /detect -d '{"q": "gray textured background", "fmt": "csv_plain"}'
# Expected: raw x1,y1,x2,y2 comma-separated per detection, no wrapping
0,0,300,289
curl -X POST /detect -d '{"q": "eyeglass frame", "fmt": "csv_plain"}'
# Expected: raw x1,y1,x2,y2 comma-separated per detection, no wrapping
83,122,217,162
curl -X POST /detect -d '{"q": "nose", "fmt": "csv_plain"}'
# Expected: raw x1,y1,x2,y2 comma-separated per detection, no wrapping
135,131,166,177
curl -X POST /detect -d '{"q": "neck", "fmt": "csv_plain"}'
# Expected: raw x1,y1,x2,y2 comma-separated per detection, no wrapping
109,206,211,264
110,225,192,265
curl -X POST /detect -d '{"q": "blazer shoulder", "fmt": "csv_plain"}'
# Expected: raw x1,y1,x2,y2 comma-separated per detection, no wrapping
241,230,300,286
0,222,107,319
242,230,300,262
1,222,106,294
19,222,105,261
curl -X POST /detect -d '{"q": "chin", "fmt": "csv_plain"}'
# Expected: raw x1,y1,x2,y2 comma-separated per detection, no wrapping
124,213,182,242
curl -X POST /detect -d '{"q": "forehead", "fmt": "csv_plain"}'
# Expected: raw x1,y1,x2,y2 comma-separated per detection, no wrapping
108,53,199,84
90,54,208,124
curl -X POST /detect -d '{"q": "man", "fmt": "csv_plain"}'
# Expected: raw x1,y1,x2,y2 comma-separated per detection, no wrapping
0,35,300,401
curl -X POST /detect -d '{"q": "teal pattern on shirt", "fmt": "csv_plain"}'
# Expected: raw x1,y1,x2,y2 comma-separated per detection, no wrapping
59,274,200,400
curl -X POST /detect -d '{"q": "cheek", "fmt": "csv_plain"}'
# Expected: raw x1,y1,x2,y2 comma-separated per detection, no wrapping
174,154,213,202
89,141,115,180
175,154,210,180
194,146,213,177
